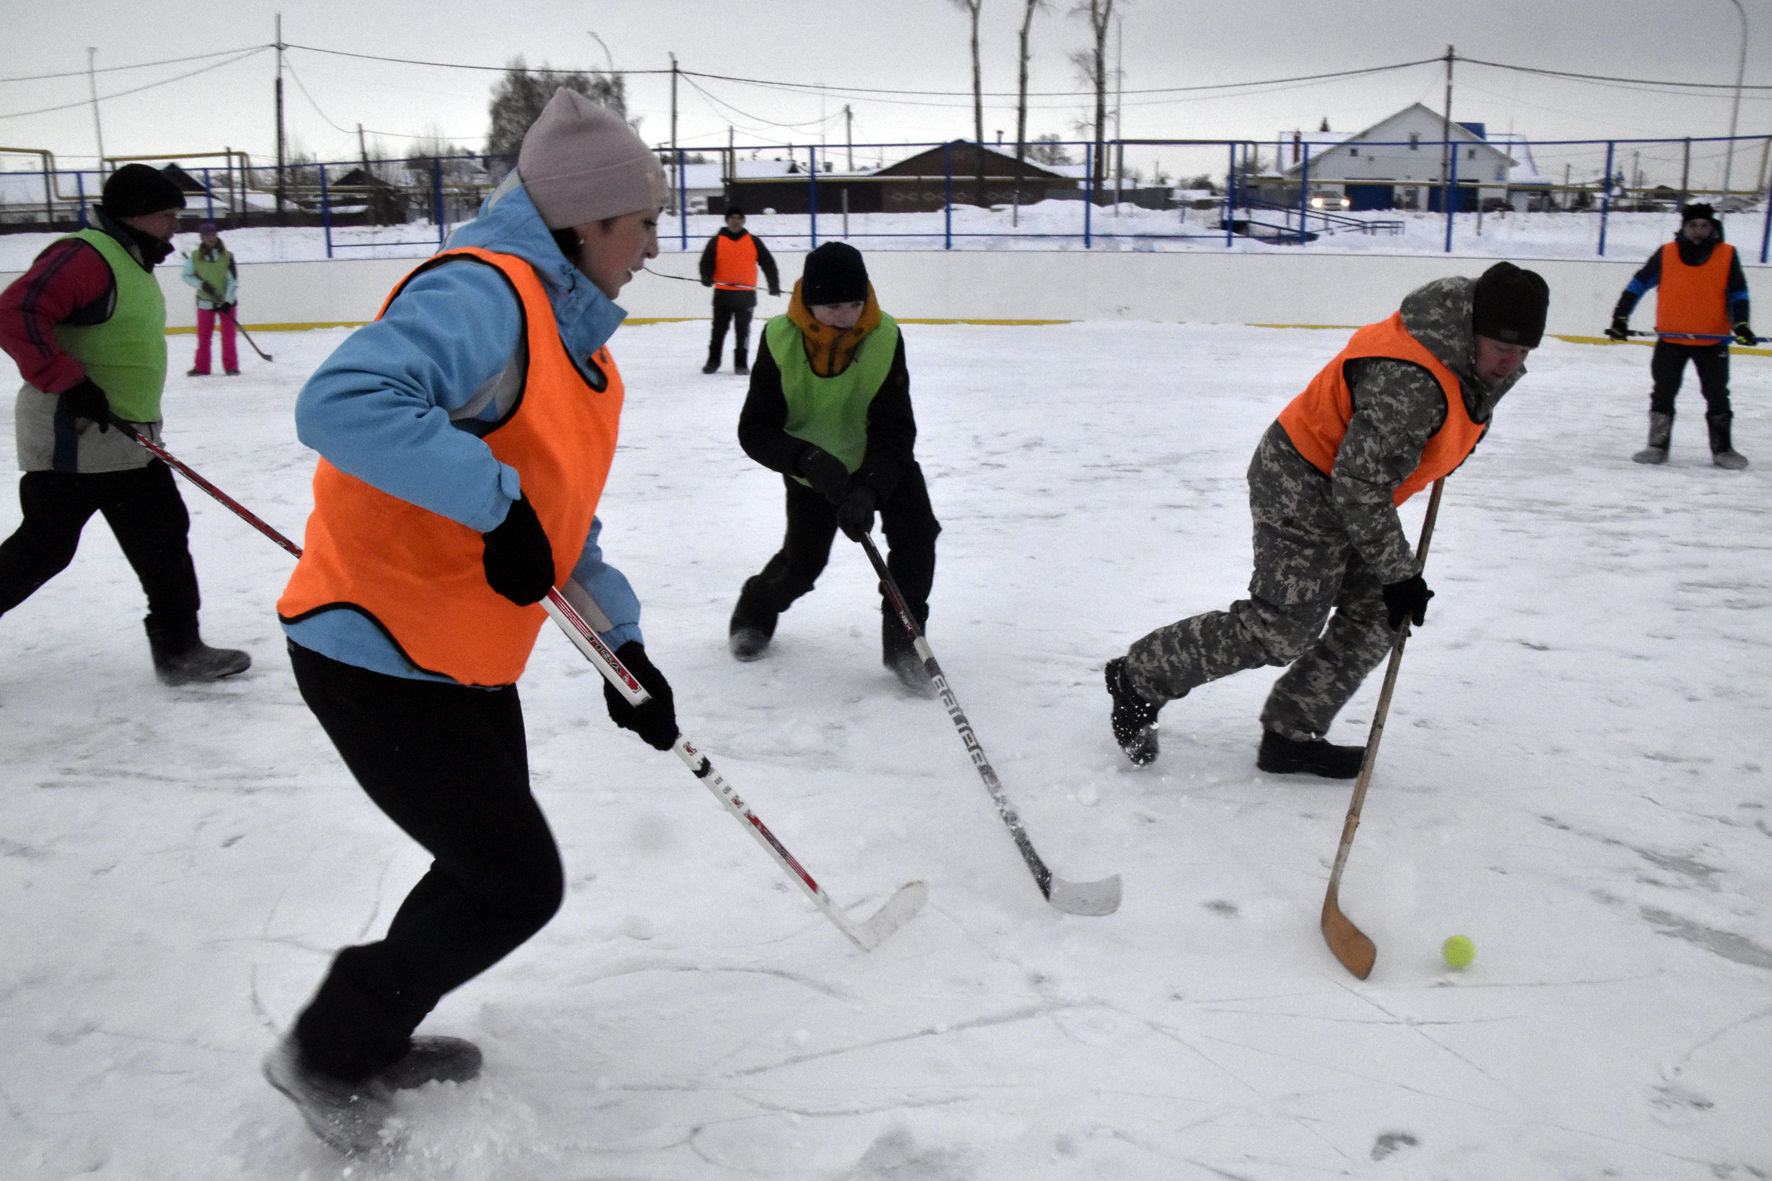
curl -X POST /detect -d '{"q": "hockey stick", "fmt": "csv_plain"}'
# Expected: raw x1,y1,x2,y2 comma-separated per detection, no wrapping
109,416,302,557
541,585,927,951
115,422,923,951
229,312,274,362
640,266,778,295
857,532,1122,916
1321,477,1444,980
1624,329,1765,345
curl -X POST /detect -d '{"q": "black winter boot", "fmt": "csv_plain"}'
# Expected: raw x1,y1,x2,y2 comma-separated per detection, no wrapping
375,1036,482,1090
728,592,777,662
1104,657,1161,766
734,344,749,376
1632,411,1673,464
1708,412,1749,470
882,608,932,695
147,621,250,686
1256,730,1365,779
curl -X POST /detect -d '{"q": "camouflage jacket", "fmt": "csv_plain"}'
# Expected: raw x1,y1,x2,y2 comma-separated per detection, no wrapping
1250,275,1525,584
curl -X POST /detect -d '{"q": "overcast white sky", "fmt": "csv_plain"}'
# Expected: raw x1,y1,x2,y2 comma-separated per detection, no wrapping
2,0,1768,176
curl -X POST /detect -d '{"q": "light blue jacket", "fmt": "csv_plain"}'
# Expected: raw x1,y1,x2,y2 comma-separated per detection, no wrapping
281,175,643,681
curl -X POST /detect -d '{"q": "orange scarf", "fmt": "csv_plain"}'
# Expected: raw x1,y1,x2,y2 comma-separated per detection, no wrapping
786,282,882,377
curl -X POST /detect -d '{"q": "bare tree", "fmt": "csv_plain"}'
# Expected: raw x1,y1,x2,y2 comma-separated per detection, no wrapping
950,0,986,205
1069,0,1115,204
1012,0,1052,223
485,56,629,167
1027,134,1072,167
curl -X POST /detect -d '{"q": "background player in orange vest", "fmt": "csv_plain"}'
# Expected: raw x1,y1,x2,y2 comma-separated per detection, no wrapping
264,89,677,1158
698,207,780,374
1104,263,1548,776
1606,202,1753,469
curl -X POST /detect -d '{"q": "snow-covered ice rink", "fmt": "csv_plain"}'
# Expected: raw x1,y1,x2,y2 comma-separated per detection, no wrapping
2,312,1768,1179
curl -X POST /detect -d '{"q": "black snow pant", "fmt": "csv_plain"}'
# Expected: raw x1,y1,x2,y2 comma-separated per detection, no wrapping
287,642,564,1083
708,289,758,368
1650,340,1731,418
734,464,940,660
0,463,203,645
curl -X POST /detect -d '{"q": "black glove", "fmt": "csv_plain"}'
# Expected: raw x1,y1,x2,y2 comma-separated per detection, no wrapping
795,443,850,503
1382,575,1434,631
603,641,678,750
480,494,554,605
1605,316,1629,342
63,378,111,432
837,485,876,541
700,277,712,287
219,302,235,317
768,285,781,297
1735,322,1757,346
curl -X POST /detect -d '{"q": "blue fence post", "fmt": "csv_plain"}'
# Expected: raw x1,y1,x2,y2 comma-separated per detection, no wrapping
1084,146,1093,249
1760,185,1772,264
1224,143,1236,249
808,144,819,248
433,158,445,253
943,142,954,250
319,164,334,259
1299,143,1311,240
1598,141,1615,258
1443,138,1459,253
677,149,689,251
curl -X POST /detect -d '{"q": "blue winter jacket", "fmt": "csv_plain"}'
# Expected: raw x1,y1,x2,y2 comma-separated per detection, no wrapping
281,175,644,681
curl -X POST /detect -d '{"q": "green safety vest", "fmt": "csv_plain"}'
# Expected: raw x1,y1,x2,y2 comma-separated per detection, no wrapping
51,228,167,422
765,312,900,475
190,248,233,305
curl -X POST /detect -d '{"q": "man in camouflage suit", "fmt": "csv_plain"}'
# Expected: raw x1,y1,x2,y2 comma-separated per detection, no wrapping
1104,262,1550,776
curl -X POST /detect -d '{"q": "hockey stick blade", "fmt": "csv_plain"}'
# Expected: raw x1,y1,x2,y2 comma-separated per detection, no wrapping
1045,872,1123,916
845,880,930,951
1322,885,1376,980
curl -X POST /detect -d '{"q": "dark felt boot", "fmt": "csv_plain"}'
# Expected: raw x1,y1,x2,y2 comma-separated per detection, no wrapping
1708,412,1749,470
1256,730,1365,779
1104,657,1161,766
1632,411,1673,465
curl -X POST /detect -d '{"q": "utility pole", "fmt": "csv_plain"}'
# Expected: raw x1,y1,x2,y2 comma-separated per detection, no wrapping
86,48,106,168
845,104,854,172
1723,0,1747,196
1441,45,1454,213
275,13,286,217
669,53,680,214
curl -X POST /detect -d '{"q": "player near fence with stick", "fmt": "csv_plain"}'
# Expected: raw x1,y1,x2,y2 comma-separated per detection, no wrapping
1604,202,1754,469
1104,262,1549,777
181,221,240,376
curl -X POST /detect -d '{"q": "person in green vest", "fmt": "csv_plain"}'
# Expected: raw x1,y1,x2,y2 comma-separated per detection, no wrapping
0,164,250,685
181,221,239,376
728,241,941,692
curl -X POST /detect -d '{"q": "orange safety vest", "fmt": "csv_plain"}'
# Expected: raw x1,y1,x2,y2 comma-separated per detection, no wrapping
1655,240,1734,340
1276,312,1485,506
278,247,624,686
712,233,759,292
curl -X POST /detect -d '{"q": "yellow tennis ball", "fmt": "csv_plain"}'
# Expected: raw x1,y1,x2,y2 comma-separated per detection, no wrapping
1442,934,1475,968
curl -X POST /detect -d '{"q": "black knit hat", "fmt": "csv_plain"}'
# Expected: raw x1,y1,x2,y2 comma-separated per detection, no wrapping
100,164,187,219
1681,202,1717,226
1471,261,1549,349
801,241,869,305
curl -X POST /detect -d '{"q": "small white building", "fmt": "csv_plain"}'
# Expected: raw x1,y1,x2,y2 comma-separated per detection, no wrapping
1274,103,1518,211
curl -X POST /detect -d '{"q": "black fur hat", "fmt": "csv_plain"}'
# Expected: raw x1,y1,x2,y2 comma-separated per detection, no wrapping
99,164,187,219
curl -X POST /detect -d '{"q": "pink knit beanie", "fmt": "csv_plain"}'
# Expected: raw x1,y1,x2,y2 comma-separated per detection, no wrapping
518,88,664,229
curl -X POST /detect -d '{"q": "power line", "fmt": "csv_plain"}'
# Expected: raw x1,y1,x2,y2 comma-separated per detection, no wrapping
0,48,270,121
0,45,270,85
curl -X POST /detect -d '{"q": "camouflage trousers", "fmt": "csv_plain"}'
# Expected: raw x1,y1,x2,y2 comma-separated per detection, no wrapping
1124,455,1397,742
